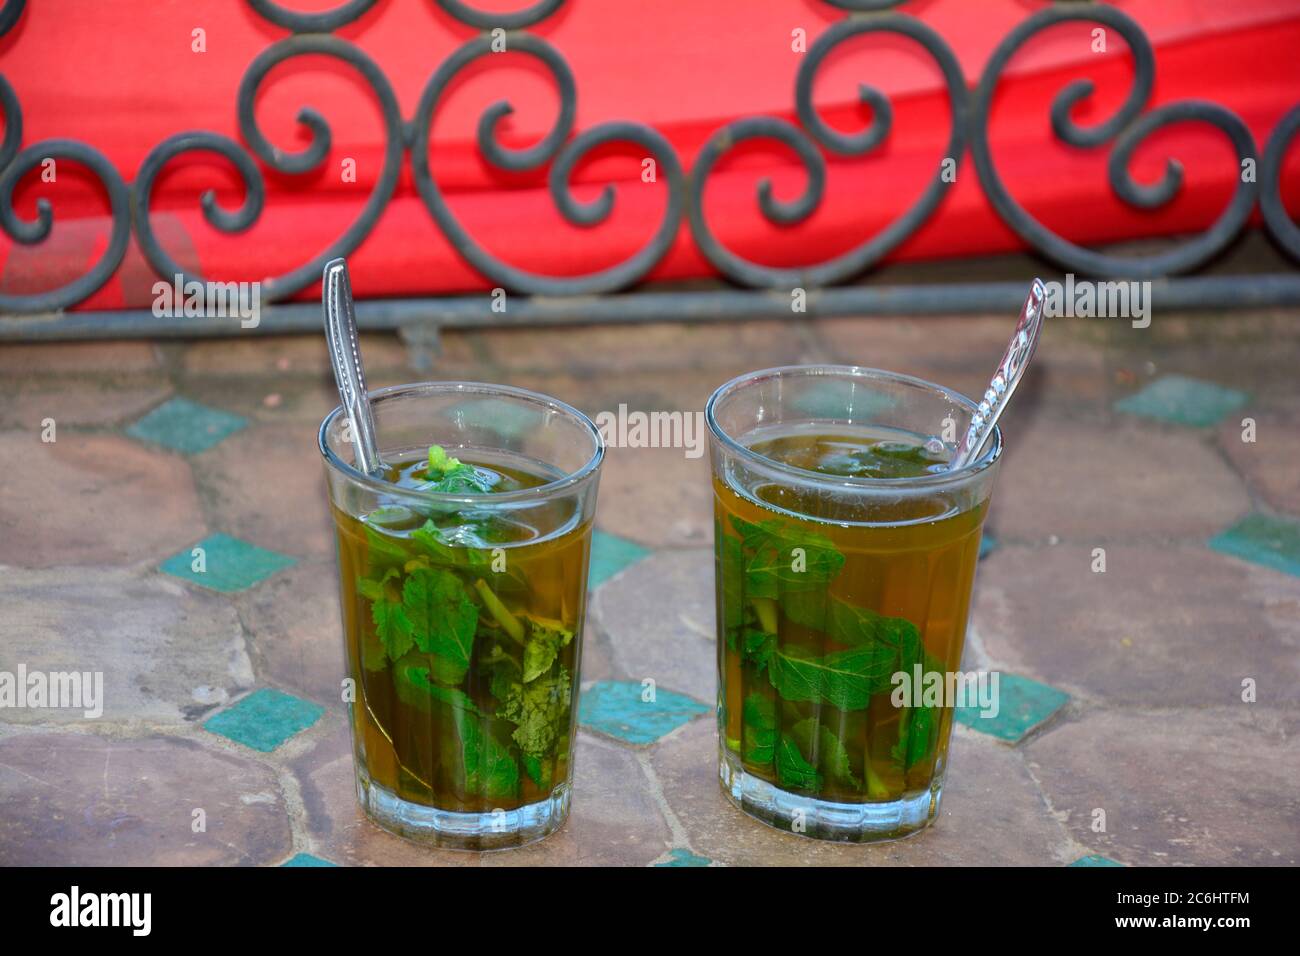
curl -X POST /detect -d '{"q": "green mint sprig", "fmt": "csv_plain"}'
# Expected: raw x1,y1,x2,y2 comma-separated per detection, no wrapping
351,445,576,802
723,509,948,792
418,444,500,495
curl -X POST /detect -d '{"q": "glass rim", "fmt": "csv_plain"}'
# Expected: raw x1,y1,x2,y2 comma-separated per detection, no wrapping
317,380,606,505
705,364,1002,491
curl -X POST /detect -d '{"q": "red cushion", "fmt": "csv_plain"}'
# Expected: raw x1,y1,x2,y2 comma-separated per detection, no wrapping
1,0,1298,308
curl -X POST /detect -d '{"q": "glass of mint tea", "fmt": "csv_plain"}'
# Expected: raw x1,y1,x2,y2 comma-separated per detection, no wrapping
706,365,1002,842
319,382,604,849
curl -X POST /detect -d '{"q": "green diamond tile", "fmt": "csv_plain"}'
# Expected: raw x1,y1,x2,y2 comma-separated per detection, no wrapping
204,688,324,753
979,532,998,559
589,530,651,589
578,680,709,745
282,852,337,867
654,848,713,867
1113,374,1248,427
1069,854,1125,867
160,533,296,593
1209,513,1300,578
126,396,248,454
955,672,1070,743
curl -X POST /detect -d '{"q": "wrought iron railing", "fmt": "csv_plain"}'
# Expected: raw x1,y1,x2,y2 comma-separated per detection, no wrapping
0,0,1297,339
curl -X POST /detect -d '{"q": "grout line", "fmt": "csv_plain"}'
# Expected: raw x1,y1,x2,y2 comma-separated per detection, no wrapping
632,749,693,855
1012,743,1102,866
271,760,315,863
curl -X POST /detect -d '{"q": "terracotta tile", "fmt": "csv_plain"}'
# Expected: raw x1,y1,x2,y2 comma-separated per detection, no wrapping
3,566,253,723
1025,709,1299,865
0,732,290,866
0,433,205,568
973,545,1300,706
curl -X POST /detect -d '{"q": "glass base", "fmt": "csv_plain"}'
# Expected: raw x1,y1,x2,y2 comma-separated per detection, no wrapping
719,751,941,844
357,772,570,851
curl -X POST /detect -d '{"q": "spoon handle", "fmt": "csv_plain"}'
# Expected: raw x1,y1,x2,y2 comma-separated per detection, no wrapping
948,278,1047,471
323,258,383,476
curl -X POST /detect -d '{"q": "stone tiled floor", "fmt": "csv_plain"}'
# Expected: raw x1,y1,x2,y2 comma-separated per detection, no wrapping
1,312,1298,866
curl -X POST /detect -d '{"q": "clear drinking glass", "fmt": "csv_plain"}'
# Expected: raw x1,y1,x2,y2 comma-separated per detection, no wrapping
319,382,604,849
706,365,1002,842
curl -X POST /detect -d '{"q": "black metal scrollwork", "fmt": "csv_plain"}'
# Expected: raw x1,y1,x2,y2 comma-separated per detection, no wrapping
134,132,266,286
135,32,406,304
0,49,133,315
433,0,566,31
245,0,380,34
822,0,909,11
1261,104,1300,260
0,0,24,38
969,4,1258,279
687,14,967,288
234,33,406,300
0,0,1296,324
408,30,684,295
0,0,134,313
0,137,131,313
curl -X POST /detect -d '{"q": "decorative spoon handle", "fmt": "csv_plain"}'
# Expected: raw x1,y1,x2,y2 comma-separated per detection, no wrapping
948,278,1047,471
323,257,383,476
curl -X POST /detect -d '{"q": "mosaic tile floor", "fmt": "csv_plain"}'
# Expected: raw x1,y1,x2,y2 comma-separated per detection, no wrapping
1,311,1296,866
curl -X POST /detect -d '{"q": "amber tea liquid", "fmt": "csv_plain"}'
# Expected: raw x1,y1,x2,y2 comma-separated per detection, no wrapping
333,448,589,818
715,425,986,832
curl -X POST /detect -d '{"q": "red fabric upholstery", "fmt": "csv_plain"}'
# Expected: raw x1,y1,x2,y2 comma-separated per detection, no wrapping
1,0,1298,308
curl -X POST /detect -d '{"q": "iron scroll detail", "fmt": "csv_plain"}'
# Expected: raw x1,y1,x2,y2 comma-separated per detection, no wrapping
968,4,1259,279
686,14,968,289
0,0,1295,318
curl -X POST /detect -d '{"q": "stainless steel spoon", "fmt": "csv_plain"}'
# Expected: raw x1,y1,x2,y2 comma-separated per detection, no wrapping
947,278,1047,471
323,257,384,476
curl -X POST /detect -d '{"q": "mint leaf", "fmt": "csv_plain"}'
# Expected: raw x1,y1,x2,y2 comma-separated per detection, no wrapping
828,599,922,659
741,693,776,764
486,649,520,701
418,458,499,495
410,520,492,570
775,735,823,791
817,440,941,478
365,504,416,528
430,469,498,494
791,718,861,790
363,523,410,577
521,616,573,683
391,664,517,799
427,445,462,476
357,568,410,668
417,511,527,550
782,593,925,696
458,716,520,801
891,650,945,771
402,568,477,684
357,574,387,602
523,753,553,789
730,516,845,598
891,703,937,772
780,589,830,631
717,528,745,631
767,644,895,710
816,646,897,708
371,595,414,662
496,665,572,759
740,627,774,671
414,446,505,510
766,645,822,703
392,663,482,716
